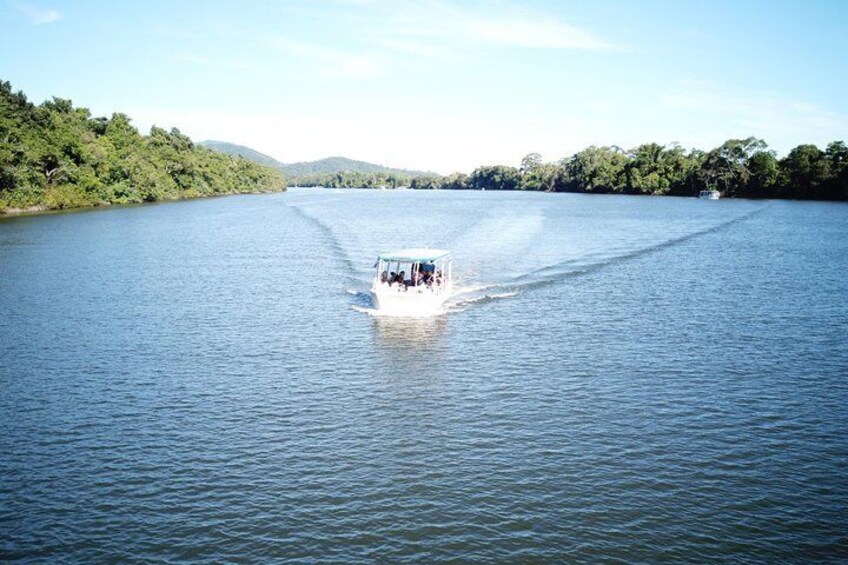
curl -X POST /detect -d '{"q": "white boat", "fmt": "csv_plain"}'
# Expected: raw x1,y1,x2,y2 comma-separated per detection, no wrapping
371,248,453,315
699,189,721,200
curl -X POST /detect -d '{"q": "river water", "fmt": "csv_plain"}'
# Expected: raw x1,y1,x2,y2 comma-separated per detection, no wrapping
1,188,847,563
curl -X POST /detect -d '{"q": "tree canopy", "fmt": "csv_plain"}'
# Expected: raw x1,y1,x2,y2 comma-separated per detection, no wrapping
0,81,285,213
295,138,846,201
398,139,844,200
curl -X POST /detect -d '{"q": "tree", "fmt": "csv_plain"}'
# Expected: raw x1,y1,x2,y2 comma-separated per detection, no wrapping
520,152,543,172
518,153,557,191
0,80,285,212
824,141,848,200
699,137,768,197
779,144,828,199
468,165,520,191
744,150,778,197
563,146,628,193
441,172,468,190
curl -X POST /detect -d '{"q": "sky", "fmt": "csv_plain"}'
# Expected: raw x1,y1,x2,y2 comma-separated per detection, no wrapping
1,0,847,174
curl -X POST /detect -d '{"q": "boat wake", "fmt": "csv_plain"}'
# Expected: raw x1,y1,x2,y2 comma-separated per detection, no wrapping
287,189,769,317
351,204,767,316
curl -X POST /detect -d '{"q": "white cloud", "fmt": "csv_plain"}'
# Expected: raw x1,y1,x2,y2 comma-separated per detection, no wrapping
292,0,618,75
169,53,261,73
10,0,60,24
264,36,387,78
371,38,455,60
464,16,614,50
366,1,617,52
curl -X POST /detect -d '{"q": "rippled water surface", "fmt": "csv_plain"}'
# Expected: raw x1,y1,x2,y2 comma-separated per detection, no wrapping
1,189,847,563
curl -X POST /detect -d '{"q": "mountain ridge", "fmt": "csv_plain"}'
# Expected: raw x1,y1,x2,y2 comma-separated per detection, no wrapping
200,140,436,179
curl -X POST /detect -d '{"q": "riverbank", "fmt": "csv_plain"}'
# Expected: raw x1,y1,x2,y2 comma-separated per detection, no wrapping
1,80,287,216
0,187,286,219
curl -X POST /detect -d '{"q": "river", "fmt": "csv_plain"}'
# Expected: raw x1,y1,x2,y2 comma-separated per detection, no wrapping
1,188,846,562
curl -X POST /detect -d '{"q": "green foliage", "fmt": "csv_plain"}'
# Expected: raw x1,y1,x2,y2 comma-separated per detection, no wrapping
561,146,629,193
0,80,285,213
5,81,845,204
292,170,414,188
286,138,846,201
745,150,779,197
439,140,845,200
468,165,520,191
777,144,835,199
440,172,469,191
699,137,768,197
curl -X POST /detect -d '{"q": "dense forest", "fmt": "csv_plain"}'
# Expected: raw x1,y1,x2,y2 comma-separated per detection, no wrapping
0,81,285,214
3,79,846,214
301,139,848,200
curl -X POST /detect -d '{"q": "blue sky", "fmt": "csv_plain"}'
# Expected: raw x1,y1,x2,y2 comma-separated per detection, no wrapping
2,0,847,173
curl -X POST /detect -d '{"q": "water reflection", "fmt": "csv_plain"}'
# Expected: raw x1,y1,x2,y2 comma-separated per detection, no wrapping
372,314,448,352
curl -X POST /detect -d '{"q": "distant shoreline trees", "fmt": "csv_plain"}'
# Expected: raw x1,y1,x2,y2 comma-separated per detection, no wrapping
298,138,848,201
3,79,846,215
0,81,285,214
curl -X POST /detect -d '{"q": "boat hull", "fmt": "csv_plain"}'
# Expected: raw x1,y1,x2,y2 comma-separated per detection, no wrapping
370,285,449,316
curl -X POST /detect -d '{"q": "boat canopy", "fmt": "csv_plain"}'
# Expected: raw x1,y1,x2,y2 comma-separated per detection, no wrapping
377,248,451,263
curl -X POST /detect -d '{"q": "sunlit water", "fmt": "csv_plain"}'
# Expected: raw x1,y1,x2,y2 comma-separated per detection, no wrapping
1,188,847,562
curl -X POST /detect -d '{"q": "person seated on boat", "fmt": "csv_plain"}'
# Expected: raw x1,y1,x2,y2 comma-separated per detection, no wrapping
380,271,389,284
396,271,406,287
409,270,421,287
435,270,445,287
421,270,434,286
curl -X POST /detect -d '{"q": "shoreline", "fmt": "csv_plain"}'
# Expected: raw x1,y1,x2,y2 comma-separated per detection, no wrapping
0,188,286,219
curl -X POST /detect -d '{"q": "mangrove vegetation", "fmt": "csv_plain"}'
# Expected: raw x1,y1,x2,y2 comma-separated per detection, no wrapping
299,138,848,201
0,81,285,214
3,79,846,212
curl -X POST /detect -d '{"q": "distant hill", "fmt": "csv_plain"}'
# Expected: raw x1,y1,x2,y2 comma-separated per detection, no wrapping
283,156,434,178
199,141,287,171
200,141,436,179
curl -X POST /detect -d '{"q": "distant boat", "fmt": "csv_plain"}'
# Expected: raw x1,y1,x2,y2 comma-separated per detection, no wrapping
371,248,453,315
699,189,720,200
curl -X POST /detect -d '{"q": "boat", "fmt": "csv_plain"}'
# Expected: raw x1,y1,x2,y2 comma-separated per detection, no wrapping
371,248,452,315
699,189,721,200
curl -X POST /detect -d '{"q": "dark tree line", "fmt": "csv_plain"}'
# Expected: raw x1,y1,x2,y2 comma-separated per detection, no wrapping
302,138,848,201
4,78,845,211
291,170,417,189
0,81,285,213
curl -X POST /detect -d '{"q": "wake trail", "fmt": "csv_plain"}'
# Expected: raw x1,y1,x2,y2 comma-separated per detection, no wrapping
440,204,770,309
520,204,768,284
288,203,360,282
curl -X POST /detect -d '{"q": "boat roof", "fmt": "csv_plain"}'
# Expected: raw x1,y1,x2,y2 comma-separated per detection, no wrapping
378,248,451,262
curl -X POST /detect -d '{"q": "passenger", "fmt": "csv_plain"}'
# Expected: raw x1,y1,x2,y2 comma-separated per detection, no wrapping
397,271,406,287
380,271,389,284
389,271,397,286
422,271,434,286
410,270,421,287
